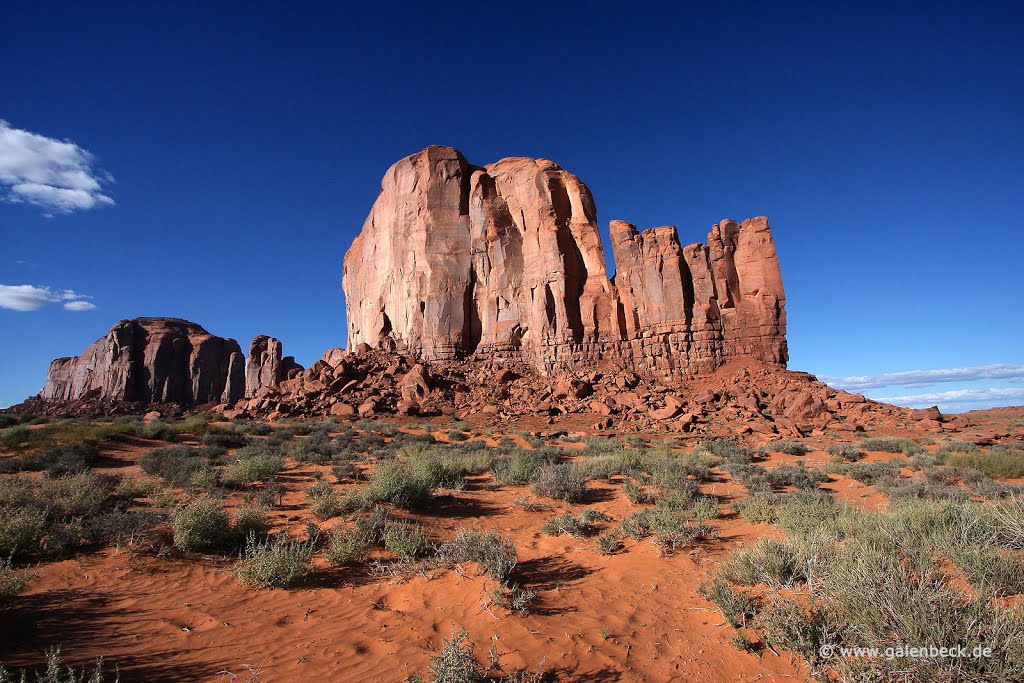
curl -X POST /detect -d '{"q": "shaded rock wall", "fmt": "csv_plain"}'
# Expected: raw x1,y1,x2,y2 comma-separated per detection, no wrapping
42,318,245,405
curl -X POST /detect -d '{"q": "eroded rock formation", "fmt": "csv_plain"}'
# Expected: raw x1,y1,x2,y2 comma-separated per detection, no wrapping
41,318,245,405
343,145,787,379
245,336,303,398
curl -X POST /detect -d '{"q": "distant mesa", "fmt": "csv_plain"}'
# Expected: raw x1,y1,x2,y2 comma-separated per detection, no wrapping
343,145,787,379
41,318,245,406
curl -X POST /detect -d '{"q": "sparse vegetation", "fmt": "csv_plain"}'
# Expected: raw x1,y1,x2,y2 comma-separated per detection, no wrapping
236,533,315,588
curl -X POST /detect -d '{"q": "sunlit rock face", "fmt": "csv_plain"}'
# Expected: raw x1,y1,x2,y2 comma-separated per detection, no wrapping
342,145,787,379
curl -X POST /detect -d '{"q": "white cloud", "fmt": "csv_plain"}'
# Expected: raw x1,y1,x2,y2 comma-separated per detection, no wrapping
0,284,95,312
63,300,96,312
821,364,1024,392
0,120,114,215
874,387,1024,412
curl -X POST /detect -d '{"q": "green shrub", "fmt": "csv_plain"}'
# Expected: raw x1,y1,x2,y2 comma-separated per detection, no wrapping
41,473,116,516
133,420,180,441
220,446,284,487
363,461,434,508
236,533,314,588
233,505,271,540
829,460,901,485
765,440,809,456
0,646,118,683
857,436,923,455
383,521,430,559
0,556,30,600
0,425,31,449
699,578,757,628
0,506,46,559
719,537,805,587
768,463,829,490
492,448,550,485
733,492,780,524
945,445,1024,479
826,443,863,462
624,479,655,504
171,498,232,551
139,446,213,488
324,527,372,567
435,529,517,583
531,464,587,502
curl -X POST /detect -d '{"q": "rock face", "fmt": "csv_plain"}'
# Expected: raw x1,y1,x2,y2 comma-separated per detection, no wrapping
343,146,787,379
245,336,304,398
41,318,245,405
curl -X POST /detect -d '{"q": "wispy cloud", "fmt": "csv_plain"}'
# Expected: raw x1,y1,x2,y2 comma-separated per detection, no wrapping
875,387,1024,409
0,120,114,215
821,364,1024,392
0,284,95,312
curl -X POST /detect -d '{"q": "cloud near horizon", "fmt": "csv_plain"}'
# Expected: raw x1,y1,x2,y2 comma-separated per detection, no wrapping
0,284,96,312
873,387,1024,410
0,120,114,215
821,364,1024,392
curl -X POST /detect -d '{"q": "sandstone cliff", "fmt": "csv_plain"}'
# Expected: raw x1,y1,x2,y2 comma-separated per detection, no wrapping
342,146,787,379
41,318,245,405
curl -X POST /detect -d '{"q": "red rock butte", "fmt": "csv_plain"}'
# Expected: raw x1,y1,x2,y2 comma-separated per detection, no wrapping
342,145,787,380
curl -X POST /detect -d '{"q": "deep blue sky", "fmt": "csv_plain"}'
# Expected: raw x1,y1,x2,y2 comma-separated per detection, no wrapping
2,1,1022,412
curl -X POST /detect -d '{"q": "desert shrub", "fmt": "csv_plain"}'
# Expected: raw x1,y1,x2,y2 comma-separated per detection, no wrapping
233,505,271,540
405,447,469,490
0,556,30,600
531,464,587,502
992,496,1024,549
829,460,901,485
236,533,314,588
220,446,284,487
723,462,773,494
857,436,923,455
540,510,606,538
765,440,809,456
713,497,1024,680
0,506,46,559
733,491,780,524
41,473,117,517
768,463,829,490
417,626,546,683
754,597,832,667
0,425,31,449
311,492,341,521
287,433,341,464
0,414,23,429
383,521,430,559
0,646,118,683
594,530,621,555
699,578,757,628
623,479,655,504
719,537,805,587
139,446,213,488
435,529,517,583
491,448,554,485
199,432,249,449
133,420,180,441
577,454,621,480
682,496,720,521
324,527,372,567
171,498,232,551
944,445,1024,479
363,461,434,508
700,438,755,463
825,443,863,462
0,442,99,476
492,582,539,614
